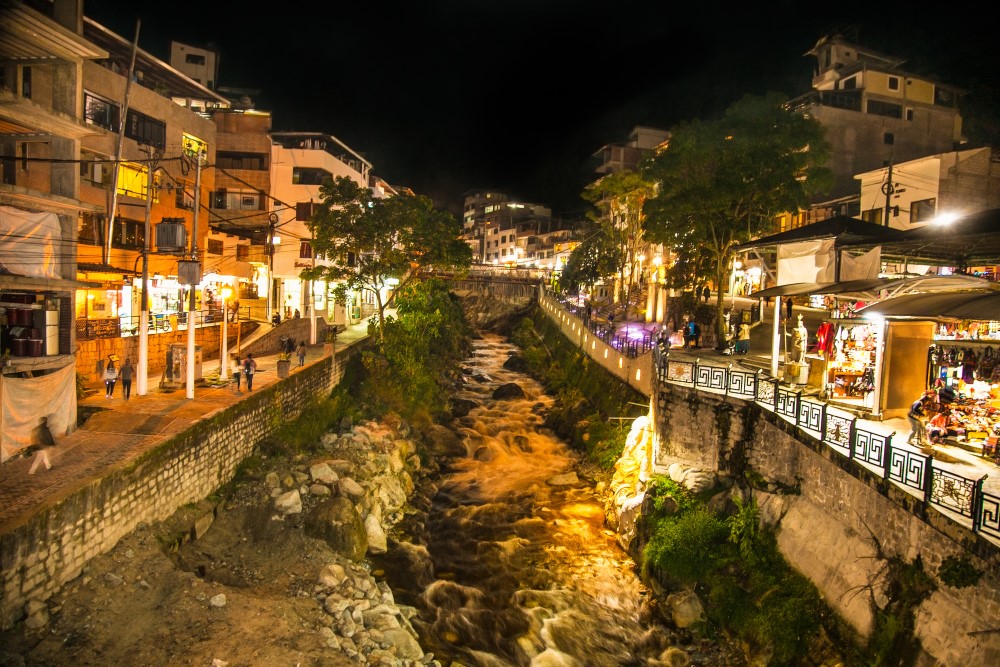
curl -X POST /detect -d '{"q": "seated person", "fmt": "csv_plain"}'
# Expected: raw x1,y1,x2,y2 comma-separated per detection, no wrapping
926,410,949,444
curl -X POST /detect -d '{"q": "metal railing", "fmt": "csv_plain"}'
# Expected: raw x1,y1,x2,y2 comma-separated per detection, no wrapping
77,307,252,341
653,347,994,543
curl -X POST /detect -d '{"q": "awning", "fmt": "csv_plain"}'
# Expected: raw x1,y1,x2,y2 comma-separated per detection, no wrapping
856,291,1000,321
0,274,100,290
737,215,907,251
754,275,996,301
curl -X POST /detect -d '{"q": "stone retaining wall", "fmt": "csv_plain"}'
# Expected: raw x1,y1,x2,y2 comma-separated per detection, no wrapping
0,345,358,630
655,382,1000,666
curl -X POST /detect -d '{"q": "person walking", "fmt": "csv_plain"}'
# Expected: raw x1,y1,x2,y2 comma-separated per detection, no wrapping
785,297,794,321
120,358,134,400
702,285,711,303
908,393,933,446
243,353,258,391
28,416,56,474
232,353,243,392
103,360,118,398
296,340,307,367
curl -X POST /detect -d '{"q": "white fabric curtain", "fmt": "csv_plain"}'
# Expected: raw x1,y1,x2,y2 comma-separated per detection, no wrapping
1,365,77,462
0,205,62,278
839,246,882,281
776,239,835,285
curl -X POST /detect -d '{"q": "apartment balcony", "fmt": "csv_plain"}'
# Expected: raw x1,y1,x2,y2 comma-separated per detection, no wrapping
786,89,863,114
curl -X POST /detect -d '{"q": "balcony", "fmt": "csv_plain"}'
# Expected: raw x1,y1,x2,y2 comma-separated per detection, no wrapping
786,90,863,114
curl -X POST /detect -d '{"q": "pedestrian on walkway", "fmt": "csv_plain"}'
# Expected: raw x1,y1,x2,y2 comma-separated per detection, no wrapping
785,297,794,320
908,393,933,446
243,353,257,391
27,416,56,474
120,358,134,400
104,360,118,398
736,321,751,355
702,285,711,303
296,340,307,367
232,353,242,392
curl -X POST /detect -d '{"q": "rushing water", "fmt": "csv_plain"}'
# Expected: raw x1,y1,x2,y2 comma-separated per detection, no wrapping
378,333,681,667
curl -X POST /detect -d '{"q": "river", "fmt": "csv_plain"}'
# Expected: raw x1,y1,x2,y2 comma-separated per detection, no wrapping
378,333,694,667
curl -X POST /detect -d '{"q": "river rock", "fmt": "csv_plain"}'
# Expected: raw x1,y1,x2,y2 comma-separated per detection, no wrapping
503,354,530,372
365,514,388,555
450,397,479,418
274,490,302,515
339,476,365,499
655,647,692,667
546,472,579,486
305,496,368,562
264,472,280,489
209,593,227,608
309,463,339,484
423,424,467,458
493,382,526,400
382,627,424,660
319,562,348,588
666,589,705,628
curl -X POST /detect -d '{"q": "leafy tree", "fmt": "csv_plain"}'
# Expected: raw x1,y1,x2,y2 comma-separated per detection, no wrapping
560,228,619,295
581,170,657,306
641,92,833,341
303,176,472,336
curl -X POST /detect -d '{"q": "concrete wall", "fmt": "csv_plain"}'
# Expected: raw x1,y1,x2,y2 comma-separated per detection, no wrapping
0,345,356,630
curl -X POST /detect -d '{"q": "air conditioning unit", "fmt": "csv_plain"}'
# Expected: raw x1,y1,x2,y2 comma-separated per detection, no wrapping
155,219,187,253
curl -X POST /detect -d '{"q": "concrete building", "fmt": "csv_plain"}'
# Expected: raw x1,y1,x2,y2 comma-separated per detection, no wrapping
0,0,107,460
779,32,965,230
169,40,219,92
591,125,669,176
461,190,552,265
268,131,372,327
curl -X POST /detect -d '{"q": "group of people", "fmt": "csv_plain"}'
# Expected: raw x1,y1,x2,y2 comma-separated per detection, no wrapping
102,357,135,400
908,382,957,446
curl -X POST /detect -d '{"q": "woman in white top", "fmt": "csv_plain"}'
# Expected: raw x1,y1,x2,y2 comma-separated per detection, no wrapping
104,361,118,398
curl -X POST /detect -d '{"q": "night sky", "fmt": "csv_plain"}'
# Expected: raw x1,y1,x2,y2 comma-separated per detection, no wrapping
82,1,1000,217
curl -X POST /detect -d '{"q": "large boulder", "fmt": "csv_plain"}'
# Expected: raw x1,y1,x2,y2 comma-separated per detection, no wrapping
305,496,368,562
449,397,479,418
423,424,467,458
503,354,530,373
493,383,526,400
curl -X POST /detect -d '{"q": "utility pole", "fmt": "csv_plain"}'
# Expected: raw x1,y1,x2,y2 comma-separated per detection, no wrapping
186,151,203,400
266,212,278,322
137,147,160,397
881,161,895,227
107,20,140,265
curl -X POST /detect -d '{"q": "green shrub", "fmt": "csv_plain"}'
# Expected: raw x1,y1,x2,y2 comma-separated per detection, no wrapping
644,508,728,583
938,554,982,589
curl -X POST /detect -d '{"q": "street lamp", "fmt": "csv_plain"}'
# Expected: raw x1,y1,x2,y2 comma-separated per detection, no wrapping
220,285,232,380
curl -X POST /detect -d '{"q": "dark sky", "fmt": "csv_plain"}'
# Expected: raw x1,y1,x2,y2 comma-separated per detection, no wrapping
82,1,1000,217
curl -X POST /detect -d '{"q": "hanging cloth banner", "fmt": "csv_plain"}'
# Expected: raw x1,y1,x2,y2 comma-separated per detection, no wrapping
839,245,882,281
776,239,835,286
0,205,61,278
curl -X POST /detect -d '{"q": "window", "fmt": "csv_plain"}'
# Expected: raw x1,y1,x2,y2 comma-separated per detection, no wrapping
80,153,112,187
78,214,104,246
296,202,315,221
888,76,900,91
84,92,119,132
21,66,31,99
210,190,261,210
906,108,914,121
299,242,313,259
911,198,937,224
884,132,895,145
842,76,857,91
185,53,206,65
216,151,268,170
175,184,194,210
125,110,165,149
867,100,903,119
236,244,249,261
182,133,207,159
116,162,156,200
111,218,145,250
292,167,331,185
207,239,223,255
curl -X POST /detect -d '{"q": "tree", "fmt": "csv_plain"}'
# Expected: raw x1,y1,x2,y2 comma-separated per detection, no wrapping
641,92,833,341
581,170,657,307
303,176,472,336
560,228,619,296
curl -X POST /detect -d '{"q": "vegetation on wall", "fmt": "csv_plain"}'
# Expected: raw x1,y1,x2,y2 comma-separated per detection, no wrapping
640,476,831,666
508,311,645,471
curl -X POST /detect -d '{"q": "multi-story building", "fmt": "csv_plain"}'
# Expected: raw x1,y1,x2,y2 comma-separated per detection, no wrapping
591,125,669,176
169,40,219,92
461,190,552,265
779,32,965,230
75,15,229,341
0,0,107,459
268,131,372,326
856,146,1000,230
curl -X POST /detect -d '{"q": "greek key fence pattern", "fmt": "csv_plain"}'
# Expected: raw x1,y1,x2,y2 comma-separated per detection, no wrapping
654,352,995,544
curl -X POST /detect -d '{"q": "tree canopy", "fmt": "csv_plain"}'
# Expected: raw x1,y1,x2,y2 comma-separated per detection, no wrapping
641,92,833,339
302,176,472,334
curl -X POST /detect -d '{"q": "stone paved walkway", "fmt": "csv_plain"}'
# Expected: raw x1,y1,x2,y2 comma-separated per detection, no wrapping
0,318,374,534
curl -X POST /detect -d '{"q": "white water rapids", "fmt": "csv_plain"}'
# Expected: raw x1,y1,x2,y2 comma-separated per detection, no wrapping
380,333,682,667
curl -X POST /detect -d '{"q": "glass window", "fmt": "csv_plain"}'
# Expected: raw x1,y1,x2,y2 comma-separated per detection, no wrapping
236,244,249,261
125,110,165,149
867,100,903,119
182,133,207,159
84,92,119,132
175,184,194,210
207,239,223,255
300,242,313,259
292,167,331,185
78,214,104,246
111,218,145,250
911,198,937,224
216,151,268,170
888,76,900,91
116,162,156,200
185,53,206,65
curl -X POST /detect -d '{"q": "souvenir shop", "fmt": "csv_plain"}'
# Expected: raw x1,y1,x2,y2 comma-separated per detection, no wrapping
925,321,1000,448
812,318,879,408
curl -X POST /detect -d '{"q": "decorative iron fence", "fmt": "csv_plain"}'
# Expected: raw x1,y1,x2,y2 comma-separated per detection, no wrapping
653,348,994,543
